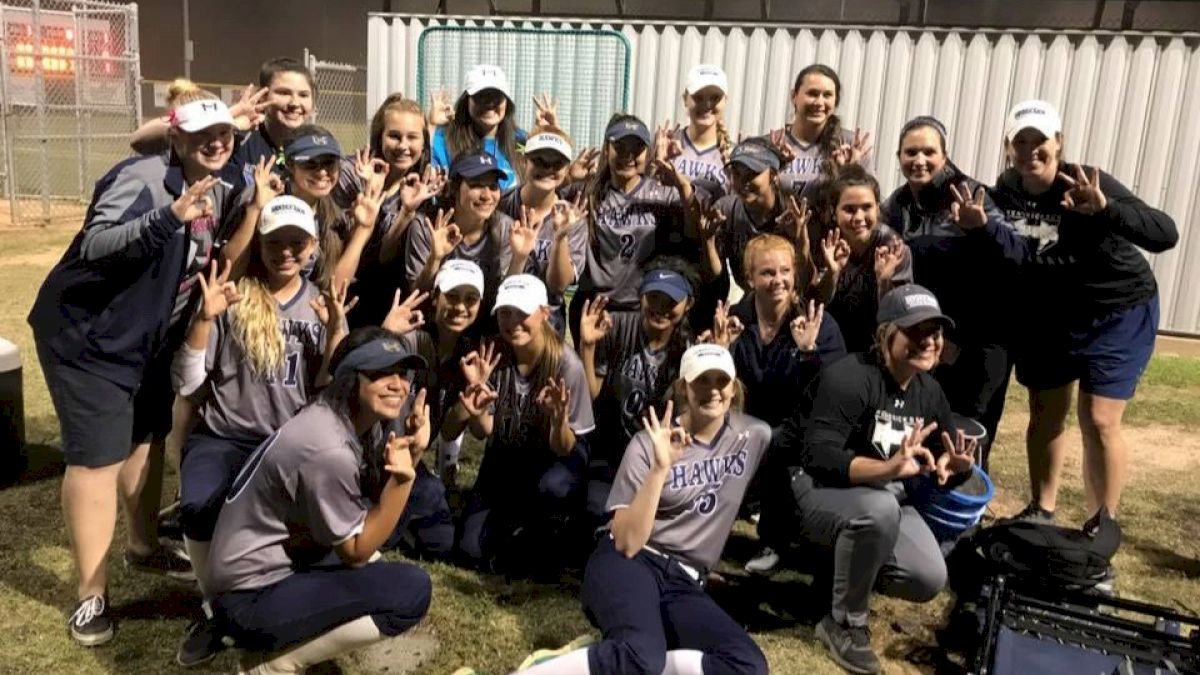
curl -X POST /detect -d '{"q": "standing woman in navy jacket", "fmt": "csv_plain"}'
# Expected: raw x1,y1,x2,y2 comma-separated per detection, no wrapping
28,93,243,647
881,116,1023,468
990,100,1177,523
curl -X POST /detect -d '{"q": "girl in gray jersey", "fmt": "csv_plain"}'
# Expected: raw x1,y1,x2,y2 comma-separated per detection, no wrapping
516,344,770,675
577,261,697,522
665,64,733,198
452,275,597,576
569,115,697,340
206,327,433,675
768,65,874,198
403,152,513,317
498,125,589,332
169,196,349,665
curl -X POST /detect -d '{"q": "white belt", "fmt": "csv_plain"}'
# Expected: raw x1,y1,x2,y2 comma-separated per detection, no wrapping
642,543,702,582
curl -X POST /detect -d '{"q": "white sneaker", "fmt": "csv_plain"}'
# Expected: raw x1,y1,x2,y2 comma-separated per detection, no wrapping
744,547,780,575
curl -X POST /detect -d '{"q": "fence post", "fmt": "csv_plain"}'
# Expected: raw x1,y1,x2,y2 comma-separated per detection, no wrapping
72,8,84,201
32,0,49,222
129,2,142,132
0,4,14,224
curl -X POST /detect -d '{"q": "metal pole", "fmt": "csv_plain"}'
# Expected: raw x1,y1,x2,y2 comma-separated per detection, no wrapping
0,5,17,225
130,3,143,131
182,0,191,79
32,0,49,222
73,8,85,201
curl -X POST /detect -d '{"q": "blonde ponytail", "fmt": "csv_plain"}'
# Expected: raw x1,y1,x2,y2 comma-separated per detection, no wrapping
231,271,285,378
166,78,201,107
715,119,733,167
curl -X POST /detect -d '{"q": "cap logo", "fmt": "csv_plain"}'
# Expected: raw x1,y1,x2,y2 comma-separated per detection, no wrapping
904,294,939,310
1015,106,1047,119
479,155,494,166
381,340,403,353
199,102,219,112
311,135,328,146
656,271,672,279
270,202,309,216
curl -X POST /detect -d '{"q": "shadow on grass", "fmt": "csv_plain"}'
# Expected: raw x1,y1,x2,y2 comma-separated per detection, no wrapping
1124,534,1200,580
0,442,63,488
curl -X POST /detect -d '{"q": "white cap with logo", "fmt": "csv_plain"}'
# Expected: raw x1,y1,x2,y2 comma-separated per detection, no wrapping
171,99,235,133
258,195,318,238
464,64,513,100
1005,99,1062,141
685,64,729,96
435,259,485,295
524,132,573,162
679,344,736,383
492,274,548,316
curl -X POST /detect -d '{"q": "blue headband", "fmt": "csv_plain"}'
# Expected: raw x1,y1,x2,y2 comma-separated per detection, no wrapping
333,336,428,380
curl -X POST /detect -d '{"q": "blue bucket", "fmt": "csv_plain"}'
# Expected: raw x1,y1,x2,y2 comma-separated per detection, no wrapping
911,465,995,542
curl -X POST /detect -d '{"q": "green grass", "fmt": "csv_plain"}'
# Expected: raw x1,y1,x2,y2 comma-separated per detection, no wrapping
1,223,1198,674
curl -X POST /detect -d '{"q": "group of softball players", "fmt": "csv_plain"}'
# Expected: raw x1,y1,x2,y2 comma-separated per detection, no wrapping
27,53,1176,675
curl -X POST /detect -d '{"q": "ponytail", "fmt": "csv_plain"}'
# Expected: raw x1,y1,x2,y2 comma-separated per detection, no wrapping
715,119,733,167
231,260,285,379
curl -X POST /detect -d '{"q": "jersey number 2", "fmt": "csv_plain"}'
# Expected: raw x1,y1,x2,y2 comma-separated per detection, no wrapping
618,233,637,260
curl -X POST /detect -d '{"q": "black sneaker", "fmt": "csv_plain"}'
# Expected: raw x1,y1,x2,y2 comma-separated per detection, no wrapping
815,614,880,674
158,500,184,544
176,617,228,667
68,595,113,647
1008,501,1055,524
125,545,195,581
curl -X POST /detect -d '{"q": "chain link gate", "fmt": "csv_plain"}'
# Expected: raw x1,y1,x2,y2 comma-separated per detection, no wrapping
303,49,367,154
0,0,139,225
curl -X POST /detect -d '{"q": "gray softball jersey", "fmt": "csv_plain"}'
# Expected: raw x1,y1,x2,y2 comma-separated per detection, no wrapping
403,212,511,291
672,130,729,197
497,189,588,310
582,177,685,308
198,280,326,441
207,402,372,594
775,127,875,196
607,412,770,572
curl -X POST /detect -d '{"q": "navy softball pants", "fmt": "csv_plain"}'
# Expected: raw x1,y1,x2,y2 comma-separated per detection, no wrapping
581,537,768,675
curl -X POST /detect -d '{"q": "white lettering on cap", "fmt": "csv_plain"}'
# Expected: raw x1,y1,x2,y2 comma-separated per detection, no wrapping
311,135,328,146
271,202,309,216
904,294,939,310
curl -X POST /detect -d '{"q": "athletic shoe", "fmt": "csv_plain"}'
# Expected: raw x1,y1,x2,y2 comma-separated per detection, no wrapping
815,614,880,674
68,595,113,647
176,617,227,667
124,545,195,581
1007,501,1055,524
745,546,780,575
517,634,598,670
157,500,184,544
1092,565,1118,598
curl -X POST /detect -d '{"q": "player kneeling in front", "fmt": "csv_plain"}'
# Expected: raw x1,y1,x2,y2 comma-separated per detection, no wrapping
519,344,770,675
789,285,976,674
204,328,433,674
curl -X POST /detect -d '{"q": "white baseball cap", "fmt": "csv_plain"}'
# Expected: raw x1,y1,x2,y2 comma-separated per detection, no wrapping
680,344,736,383
1005,99,1062,141
685,64,729,96
259,195,317,238
492,274,548,316
171,99,235,133
435,259,485,295
524,132,573,162
464,64,512,100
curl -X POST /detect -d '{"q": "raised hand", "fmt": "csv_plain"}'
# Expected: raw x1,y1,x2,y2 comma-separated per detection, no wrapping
777,194,812,247
533,93,560,128
1059,165,1108,215
889,419,938,480
936,429,977,485
569,147,600,183
769,128,797,165
381,288,428,335
551,193,588,240
252,157,285,210
310,277,359,329
172,176,219,223
874,240,907,285
229,84,269,131
654,120,682,162
790,299,825,351
536,377,572,425
653,158,691,192
430,208,462,260
196,258,243,321
404,388,432,457
351,172,385,231
831,128,872,168
355,147,389,191
579,295,613,347
643,400,690,471
695,201,727,241
382,431,417,482
400,165,447,213
949,182,988,230
821,227,850,277
427,89,455,128
460,340,501,386
510,206,539,261
701,300,744,347
458,381,498,418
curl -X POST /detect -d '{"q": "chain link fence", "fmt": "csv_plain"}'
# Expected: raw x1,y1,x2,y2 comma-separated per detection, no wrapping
304,49,367,154
0,0,140,225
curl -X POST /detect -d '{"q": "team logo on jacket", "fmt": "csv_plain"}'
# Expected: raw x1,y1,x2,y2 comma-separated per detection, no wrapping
871,409,918,459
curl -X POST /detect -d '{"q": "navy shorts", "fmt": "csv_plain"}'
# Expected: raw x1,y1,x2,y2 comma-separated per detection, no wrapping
180,431,262,541
1015,296,1158,400
37,342,172,468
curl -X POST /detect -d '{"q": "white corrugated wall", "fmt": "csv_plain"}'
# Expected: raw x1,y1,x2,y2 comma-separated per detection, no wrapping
367,14,1200,335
